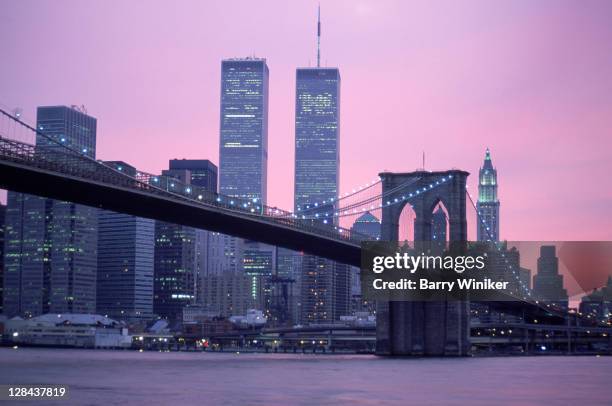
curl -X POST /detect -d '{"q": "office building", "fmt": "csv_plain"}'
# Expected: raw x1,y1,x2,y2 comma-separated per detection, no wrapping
201,271,256,317
295,10,349,323
533,245,568,308
350,212,380,315
97,161,155,322
274,247,302,325
477,148,500,241
153,160,217,321
579,276,612,323
219,57,269,203
154,219,197,321
294,66,340,212
3,106,97,317
242,242,275,311
300,257,350,323
169,159,217,194
217,57,272,314
168,159,218,306
205,232,241,276
351,212,381,242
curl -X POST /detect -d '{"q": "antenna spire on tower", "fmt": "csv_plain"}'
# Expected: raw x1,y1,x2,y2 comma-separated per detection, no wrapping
317,4,321,67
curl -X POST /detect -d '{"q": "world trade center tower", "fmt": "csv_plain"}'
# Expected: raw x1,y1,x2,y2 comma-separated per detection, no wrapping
294,67,340,216
293,8,348,324
217,58,273,311
219,57,269,204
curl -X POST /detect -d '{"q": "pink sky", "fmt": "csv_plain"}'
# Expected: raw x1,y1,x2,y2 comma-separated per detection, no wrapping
1,0,611,240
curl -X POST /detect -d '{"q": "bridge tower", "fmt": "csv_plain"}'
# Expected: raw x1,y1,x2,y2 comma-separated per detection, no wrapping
376,170,471,356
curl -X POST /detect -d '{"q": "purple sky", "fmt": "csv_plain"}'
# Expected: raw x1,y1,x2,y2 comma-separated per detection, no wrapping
1,0,611,240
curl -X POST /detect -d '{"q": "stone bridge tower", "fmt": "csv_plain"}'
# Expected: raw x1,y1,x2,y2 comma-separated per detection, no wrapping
376,170,470,356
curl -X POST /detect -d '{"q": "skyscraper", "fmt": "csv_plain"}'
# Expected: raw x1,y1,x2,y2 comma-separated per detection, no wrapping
533,245,568,309
579,276,612,323
168,159,218,307
153,160,218,321
294,68,340,212
294,8,339,212
351,212,381,242
295,9,349,324
154,168,196,321
242,244,274,310
217,57,273,315
201,270,255,317
169,159,218,193
270,248,301,326
205,232,241,275
3,106,98,317
477,148,500,241
350,212,381,315
97,162,155,322
219,57,269,203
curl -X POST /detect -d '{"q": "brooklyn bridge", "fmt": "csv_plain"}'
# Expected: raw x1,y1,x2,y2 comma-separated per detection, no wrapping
0,108,609,356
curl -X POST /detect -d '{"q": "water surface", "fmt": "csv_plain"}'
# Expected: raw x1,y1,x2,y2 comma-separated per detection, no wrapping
1,348,610,405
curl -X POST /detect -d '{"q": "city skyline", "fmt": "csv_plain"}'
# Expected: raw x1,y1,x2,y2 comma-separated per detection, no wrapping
1,0,612,241
0,3,611,404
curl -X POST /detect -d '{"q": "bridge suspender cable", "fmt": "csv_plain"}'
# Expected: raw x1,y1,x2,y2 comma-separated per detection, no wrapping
466,187,607,328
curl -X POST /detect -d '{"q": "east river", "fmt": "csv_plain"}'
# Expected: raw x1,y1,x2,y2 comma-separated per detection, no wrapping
0,348,610,405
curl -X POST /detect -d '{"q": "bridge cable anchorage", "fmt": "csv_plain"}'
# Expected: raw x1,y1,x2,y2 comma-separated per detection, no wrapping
0,107,370,245
466,187,606,327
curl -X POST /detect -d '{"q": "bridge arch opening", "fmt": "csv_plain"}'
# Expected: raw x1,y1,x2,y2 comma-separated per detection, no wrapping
397,202,416,244
430,200,449,243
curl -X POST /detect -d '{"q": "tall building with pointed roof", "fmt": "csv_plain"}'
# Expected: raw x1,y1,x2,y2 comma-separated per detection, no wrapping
477,148,500,241
351,212,381,241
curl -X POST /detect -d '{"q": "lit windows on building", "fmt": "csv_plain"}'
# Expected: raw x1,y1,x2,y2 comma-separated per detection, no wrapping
295,68,340,215
477,148,500,241
219,58,269,203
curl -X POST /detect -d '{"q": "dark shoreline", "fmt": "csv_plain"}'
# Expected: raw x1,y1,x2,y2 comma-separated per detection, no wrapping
2,344,609,358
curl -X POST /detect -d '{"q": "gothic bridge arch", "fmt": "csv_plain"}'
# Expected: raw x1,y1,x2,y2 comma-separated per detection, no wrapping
376,170,470,356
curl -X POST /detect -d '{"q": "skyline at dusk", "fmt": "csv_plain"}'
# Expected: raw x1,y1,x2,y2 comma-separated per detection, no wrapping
1,2,612,403
2,0,612,240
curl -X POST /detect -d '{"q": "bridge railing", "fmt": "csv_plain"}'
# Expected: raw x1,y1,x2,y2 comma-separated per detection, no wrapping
0,108,367,245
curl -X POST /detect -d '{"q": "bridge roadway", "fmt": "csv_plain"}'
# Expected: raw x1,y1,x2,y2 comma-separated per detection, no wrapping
0,135,361,266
